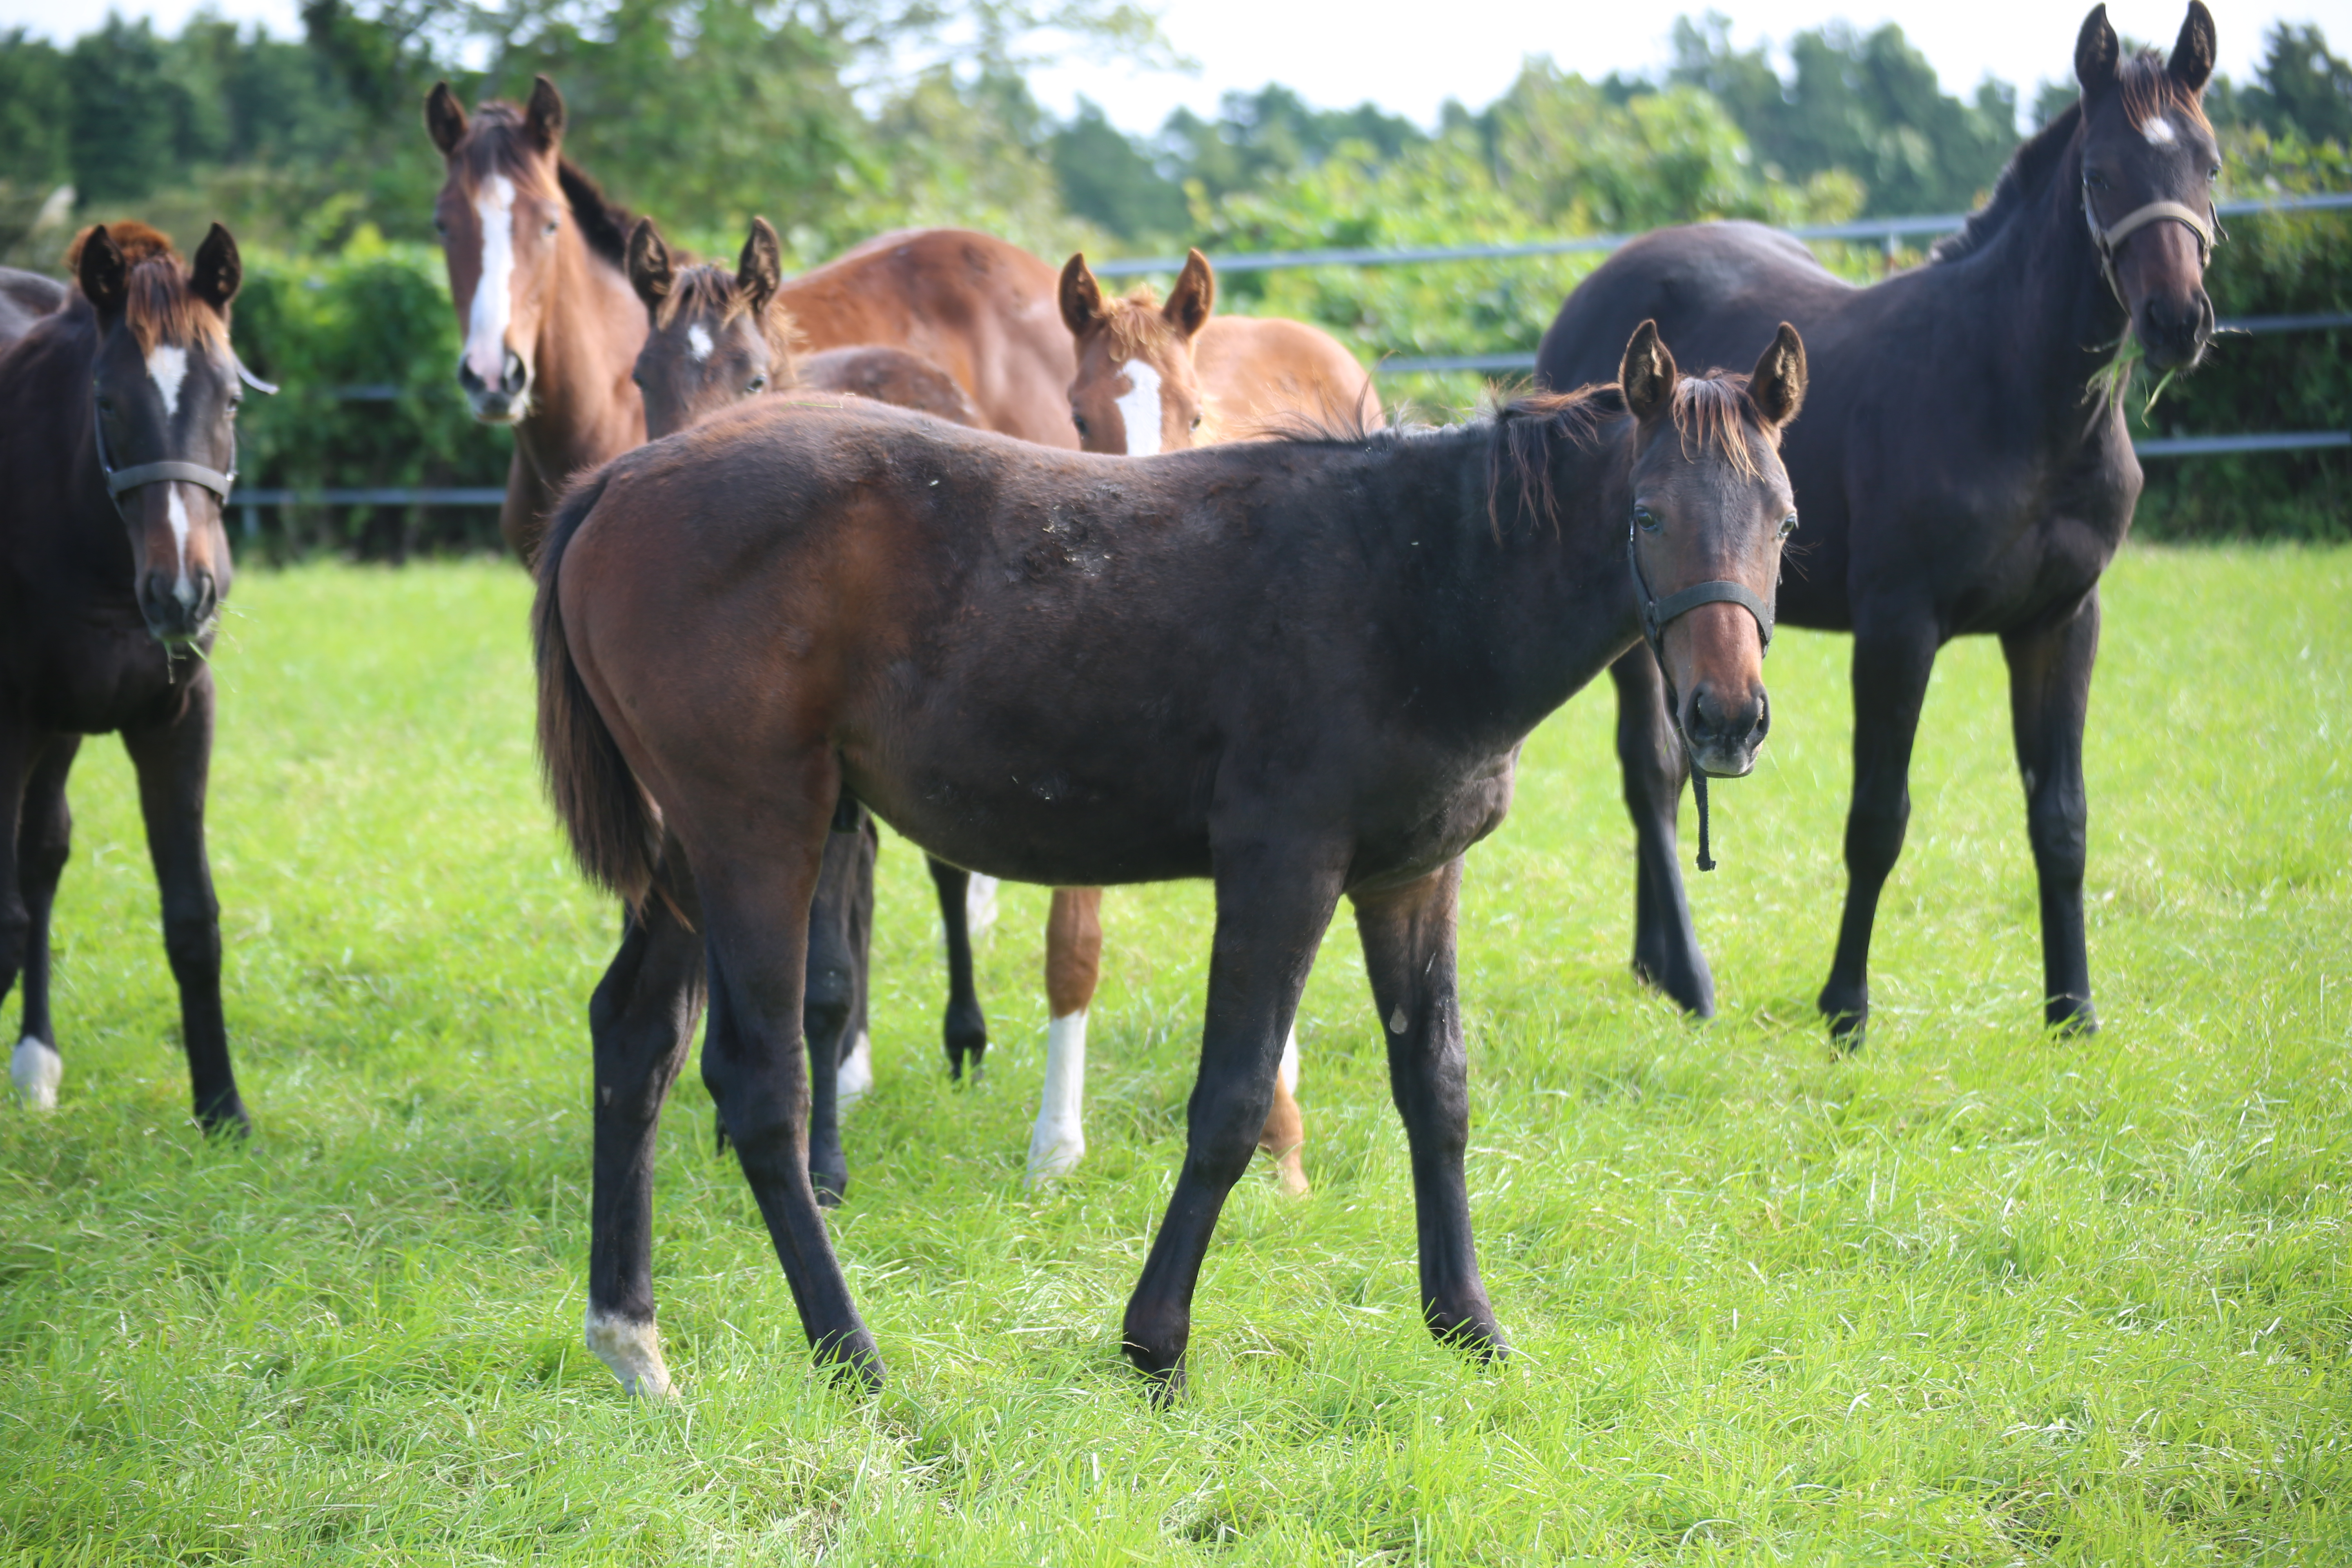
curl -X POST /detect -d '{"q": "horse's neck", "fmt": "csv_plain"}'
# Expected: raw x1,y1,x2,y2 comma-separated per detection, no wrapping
517,238,646,486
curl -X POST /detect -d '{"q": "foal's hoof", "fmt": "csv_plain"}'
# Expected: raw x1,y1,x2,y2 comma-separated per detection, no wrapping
1633,947,1716,1018
810,1164,848,1207
1425,1303,1509,1363
196,1094,252,1139
1122,1344,1187,1405
586,1306,678,1401
2046,996,2099,1038
11,1037,62,1111
1818,984,1868,1054
813,1330,886,1395
943,1000,988,1082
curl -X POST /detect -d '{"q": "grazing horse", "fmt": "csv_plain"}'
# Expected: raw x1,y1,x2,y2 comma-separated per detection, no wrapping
535,319,1808,1398
1029,249,1386,1194
1,223,252,1130
1536,2,2223,1047
619,214,994,1196
426,75,1079,561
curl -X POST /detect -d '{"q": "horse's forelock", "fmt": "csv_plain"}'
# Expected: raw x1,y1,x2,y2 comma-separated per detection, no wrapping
661,262,800,365
1098,287,1183,365
1669,374,1771,480
454,103,558,197
2118,47,2211,133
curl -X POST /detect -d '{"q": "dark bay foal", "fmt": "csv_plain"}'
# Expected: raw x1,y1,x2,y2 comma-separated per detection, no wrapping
2,223,252,1128
1537,3,2225,1045
534,321,1808,1398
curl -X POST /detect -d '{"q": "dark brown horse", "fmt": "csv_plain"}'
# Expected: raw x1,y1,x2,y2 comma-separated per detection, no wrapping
535,320,1808,1398
1537,3,2223,1046
0,268,66,353
1,223,251,1129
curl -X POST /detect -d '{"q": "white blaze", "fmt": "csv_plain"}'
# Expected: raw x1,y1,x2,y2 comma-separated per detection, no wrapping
2141,116,2178,146
1116,358,1164,457
147,345,188,419
167,484,195,606
1028,1010,1088,1182
686,323,714,363
464,174,518,386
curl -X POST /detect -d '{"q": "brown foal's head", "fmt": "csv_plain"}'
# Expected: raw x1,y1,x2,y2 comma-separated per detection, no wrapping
1059,249,1214,455
626,217,791,440
74,221,244,648
1620,319,1808,780
2073,3,2223,372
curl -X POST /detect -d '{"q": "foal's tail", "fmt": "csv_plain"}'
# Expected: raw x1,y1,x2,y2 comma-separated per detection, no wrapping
534,470,659,907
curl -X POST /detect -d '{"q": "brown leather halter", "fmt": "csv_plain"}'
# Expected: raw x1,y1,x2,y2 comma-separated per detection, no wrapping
2082,189,2221,306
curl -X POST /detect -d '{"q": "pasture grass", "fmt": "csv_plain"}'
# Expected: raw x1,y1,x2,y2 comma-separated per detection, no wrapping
2,547,2348,1565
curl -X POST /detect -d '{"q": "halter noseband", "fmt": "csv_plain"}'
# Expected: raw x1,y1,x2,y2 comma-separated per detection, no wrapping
2082,189,2221,307
1626,522,1777,873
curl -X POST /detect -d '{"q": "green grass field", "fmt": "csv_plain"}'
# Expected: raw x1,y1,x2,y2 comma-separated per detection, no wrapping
2,547,2347,1565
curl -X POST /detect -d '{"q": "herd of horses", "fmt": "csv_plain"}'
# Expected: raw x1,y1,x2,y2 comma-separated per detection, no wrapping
0,3,2224,1399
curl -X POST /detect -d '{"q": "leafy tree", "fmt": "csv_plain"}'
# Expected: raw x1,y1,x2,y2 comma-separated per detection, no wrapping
1050,98,1185,240
2210,24,2352,146
1156,84,1427,205
0,31,72,191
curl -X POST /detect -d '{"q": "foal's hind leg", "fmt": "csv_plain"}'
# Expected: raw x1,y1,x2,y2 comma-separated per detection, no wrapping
9,736,77,1110
1610,646,1714,1016
1123,843,1345,1396
586,843,706,1398
926,858,989,1079
2002,590,2101,1036
1029,886,1102,1181
692,784,881,1387
803,807,877,1205
1355,858,1505,1359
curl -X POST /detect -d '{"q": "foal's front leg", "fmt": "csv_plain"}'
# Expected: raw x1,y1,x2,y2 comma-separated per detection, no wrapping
583,840,706,1398
1123,843,1345,1396
1354,858,1505,1358
122,675,245,1134
8,735,77,1110
1610,645,1714,1016
2002,589,2102,1035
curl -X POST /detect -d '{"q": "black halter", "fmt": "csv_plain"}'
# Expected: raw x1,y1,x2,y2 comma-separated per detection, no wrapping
1627,522,1776,871
89,361,272,522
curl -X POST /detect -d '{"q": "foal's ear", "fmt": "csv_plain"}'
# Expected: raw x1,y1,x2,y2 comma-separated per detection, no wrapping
75,224,130,325
524,75,566,154
737,217,783,318
626,219,673,314
2076,5,2122,99
1748,322,1805,431
425,82,468,158
1619,319,1677,423
1165,248,1215,339
1059,253,1105,338
191,223,241,313
2168,0,2217,94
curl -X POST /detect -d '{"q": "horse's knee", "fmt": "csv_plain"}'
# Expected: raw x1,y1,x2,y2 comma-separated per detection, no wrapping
2025,784,2088,884
158,901,220,977
1842,795,1909,879
1186,1084,1274,1190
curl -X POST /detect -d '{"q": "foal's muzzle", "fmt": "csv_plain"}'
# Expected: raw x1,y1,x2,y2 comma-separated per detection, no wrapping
141,569,220,646
460,346,531,421
1681,681,1769,779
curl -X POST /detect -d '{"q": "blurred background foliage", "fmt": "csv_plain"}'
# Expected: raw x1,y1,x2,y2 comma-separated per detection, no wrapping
0,2,2343,552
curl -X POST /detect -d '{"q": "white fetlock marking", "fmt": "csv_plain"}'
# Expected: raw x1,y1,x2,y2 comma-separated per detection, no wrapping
12,1038,62,1111
1027,1010,1087,1182
585,1305,675,1400
966,874,1000,938
1278,1025,1300,1094
836,1030,873,1113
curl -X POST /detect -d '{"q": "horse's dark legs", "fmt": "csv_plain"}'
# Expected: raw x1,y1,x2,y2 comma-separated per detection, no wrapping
803,810,877,1205
1123,843,1343,1397
1817,619,1941,1049
121,677,245,1134
7,734,76,1109
2002,590,2101,1035
1610,646,1714,1015
584,844,706,1398
696,802,881,1388
926,857,988,1079
1355,858,1506,1359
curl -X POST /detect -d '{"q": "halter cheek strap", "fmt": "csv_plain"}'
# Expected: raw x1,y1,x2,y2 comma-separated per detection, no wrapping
1626,524,1778,873
2082,191,2221,306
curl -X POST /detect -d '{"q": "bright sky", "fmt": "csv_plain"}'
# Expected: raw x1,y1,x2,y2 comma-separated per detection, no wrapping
2,0,2341,135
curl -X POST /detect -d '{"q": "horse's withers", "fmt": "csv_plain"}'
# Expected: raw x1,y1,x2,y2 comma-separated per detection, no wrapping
1622,321,1806,782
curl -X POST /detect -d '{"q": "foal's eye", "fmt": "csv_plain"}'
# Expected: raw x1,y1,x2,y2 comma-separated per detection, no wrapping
542,218,559,236
1191,413,1202,430
2207,165,2221,183
1633,505,1659,532
433,216,448,236
746,375,768,394
1072,413,1089,437
2083,170,2110,192
1778,512,1798,539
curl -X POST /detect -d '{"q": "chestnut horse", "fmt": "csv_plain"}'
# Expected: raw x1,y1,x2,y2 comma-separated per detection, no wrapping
1033,249,1385,1194
425,76,1076,562
2,223,252,1130
535,320,1808,1399
1535,3,2223,1046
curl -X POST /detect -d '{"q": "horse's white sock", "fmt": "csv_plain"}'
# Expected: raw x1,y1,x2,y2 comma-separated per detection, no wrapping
1027,1010,1087,1182
966,874,999,939
12,1038,61,1111
1278,1025,1300,1094
585,1305,676,1400
836,1030,873,1113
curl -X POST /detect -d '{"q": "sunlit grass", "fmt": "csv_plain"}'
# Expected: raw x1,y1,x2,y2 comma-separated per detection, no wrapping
2,547,2346,1564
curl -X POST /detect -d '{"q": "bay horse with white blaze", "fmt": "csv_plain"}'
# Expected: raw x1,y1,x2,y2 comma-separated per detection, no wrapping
1,223,253,1129
535,319,1808,1398
1535,2,2223,1047
1037,248,1387,1193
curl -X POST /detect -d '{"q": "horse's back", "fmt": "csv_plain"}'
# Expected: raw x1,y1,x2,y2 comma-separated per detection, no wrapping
797,345,980,426
1195,315,1381,437
0,267,67,356
1536,222,1852,392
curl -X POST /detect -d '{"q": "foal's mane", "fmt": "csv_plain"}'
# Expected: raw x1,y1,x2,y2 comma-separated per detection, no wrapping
1931,51,2209,266
658,261,800,365
63,222,229,354
458,102,635,268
